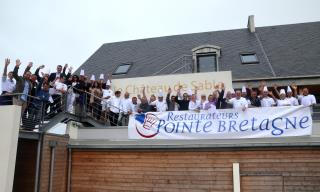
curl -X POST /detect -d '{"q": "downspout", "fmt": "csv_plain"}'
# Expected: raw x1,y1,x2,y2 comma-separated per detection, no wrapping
48,141,57,192
67,148,72,192
34,133,43,192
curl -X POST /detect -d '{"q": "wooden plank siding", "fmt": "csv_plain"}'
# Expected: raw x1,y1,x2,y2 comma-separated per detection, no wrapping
39,134,69,192
71,148,320,192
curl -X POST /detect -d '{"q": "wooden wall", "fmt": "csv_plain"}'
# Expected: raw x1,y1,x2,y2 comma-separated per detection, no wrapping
71,148,320,192
39,134,69,192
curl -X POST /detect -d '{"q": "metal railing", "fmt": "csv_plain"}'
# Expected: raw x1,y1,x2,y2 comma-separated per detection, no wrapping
2,86,319,131
68,86,127,127
0,85,129,131
152,54,193,75
0,92,67,131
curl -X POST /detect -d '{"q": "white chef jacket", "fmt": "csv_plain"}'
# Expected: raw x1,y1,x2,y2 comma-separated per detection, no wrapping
298,94,316,106
229,97,248,109
285,97,299,106
261,97,275,107
150,100,167,112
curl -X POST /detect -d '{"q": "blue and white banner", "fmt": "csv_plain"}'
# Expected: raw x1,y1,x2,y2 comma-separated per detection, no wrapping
128,106,313,139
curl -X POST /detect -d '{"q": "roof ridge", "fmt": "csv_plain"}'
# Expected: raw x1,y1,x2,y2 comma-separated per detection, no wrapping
101,21,320,46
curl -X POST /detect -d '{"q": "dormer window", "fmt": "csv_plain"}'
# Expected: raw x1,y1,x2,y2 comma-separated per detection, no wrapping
113,63,132,75
192,45,221,73
196,53,217,72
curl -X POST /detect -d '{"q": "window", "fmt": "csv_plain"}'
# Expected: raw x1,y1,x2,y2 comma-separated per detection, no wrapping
240,53,259,64
113,63,132,75
192,45,221,73
196,54,217,72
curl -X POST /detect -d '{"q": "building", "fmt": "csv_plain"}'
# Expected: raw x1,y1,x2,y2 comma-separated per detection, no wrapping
6,16,320,192
76,16,320,99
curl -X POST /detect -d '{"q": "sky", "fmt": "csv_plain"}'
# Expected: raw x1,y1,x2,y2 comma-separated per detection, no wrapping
0,0,320,77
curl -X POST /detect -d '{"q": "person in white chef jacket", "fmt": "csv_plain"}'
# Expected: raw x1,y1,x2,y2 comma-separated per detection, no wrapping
241,86,251,105
276,89,291,106
149,90,167,112
260,86,276,107
118,92,132,125
227,90,248,111
108,90,122,126
285,86,299,106
101,79,113,111
101,79,113,121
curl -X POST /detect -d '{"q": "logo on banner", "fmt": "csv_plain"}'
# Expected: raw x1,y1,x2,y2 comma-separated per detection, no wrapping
134,113,159,138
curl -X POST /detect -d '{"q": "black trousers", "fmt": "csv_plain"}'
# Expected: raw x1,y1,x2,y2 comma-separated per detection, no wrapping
92,100,102,120
108,111,119,126
0,91,13,105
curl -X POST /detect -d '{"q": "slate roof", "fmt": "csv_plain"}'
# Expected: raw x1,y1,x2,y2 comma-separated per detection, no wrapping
75,21,320,80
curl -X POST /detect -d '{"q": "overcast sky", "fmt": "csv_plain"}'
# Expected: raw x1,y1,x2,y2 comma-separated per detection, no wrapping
0,0,319,76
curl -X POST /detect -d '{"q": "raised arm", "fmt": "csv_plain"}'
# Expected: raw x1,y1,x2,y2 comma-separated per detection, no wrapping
35,65,45,82
142,86,146,98
176,85,182,99
268,91,277,106
194,86,198,99
24,62,33,75
66,66,72,80
3,58,10,77
218,86,225,100
13,59,22,81
62,63,68,77
166,88,171,103
291,83,298,98
272,84,280,99
246,84,252,97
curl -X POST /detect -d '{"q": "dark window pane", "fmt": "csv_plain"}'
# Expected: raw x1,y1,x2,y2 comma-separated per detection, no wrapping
240,54,259,64
113,64,131,74
197,55,216,72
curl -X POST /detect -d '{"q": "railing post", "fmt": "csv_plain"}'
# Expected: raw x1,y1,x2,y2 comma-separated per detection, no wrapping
39,101,44,132
83,93,87,118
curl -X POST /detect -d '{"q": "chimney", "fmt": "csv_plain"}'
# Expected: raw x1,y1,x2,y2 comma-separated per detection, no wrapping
247,15,255,33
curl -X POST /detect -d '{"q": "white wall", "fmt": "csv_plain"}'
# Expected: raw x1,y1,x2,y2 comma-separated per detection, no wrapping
0,105,21,192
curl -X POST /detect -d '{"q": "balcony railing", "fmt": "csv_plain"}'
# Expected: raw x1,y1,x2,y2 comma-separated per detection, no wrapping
1,87,319,132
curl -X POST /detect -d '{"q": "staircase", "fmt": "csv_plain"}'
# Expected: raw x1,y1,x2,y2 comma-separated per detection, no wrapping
152,54,193,75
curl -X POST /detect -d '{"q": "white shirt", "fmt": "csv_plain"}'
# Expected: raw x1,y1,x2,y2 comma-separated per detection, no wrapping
1,76,16,93
188,100,201,111
286,97,299,106
54,81,67,95
229,97,248,109
261,97,275,107
101,89,114,104
109,96,122,113
121,98,132,114
150,100,167,112
276,99,291,106
298,94,316,106
200,100,208,110
130,103,138,113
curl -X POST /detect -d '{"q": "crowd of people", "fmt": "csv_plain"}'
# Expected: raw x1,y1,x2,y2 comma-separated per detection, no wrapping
0,58,317,129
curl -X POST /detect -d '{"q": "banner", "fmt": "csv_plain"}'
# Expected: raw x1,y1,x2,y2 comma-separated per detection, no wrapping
112,71,232,97
128,106,313,139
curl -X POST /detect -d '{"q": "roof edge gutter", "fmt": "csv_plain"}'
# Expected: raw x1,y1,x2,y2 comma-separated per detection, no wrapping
233,75,320,82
